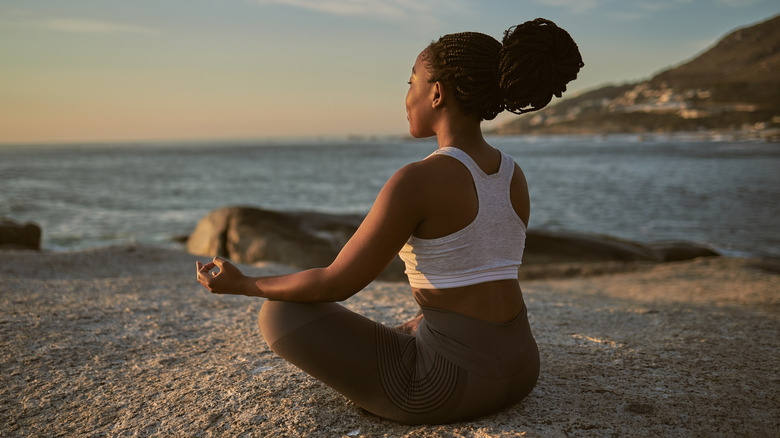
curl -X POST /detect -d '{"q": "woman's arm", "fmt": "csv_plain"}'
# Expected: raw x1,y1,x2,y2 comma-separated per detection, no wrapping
196,163,425,302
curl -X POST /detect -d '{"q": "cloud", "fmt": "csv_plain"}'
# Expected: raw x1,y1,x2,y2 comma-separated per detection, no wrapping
609,11,646,21
634,0,693,12
606,0,694,21
715,0,762,5
32,18,160,35
254,0,468,21
528,0,602,14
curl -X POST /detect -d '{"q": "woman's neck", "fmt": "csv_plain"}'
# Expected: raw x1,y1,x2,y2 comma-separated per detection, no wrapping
434,115,490,152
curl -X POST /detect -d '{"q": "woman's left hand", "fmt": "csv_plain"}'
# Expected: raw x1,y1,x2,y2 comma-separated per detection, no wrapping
196,257,251,295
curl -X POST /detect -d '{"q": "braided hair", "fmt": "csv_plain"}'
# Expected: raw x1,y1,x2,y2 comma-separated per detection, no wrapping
426,18,584,121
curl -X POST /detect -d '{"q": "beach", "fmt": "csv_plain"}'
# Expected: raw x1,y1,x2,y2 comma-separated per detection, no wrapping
2,245,778,437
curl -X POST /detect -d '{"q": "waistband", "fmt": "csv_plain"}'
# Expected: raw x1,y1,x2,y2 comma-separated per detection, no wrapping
416,305,536,378
405,266,520,289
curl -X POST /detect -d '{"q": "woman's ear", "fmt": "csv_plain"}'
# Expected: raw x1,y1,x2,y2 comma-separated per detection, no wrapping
431,81,445,109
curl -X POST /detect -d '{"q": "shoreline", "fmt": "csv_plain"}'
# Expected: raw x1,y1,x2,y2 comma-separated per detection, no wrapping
23,235,780,264
2,245,778,436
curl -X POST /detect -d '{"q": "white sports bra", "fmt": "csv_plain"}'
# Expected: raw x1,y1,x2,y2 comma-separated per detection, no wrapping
398,147,527,289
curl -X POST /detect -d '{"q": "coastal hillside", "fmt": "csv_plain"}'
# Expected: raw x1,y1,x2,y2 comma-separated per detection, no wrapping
496,14,780,137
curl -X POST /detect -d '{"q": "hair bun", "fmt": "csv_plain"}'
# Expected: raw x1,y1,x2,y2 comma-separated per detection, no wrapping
498,18,584,114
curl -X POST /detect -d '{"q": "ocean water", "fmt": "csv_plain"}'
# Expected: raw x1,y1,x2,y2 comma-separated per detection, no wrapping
2,135,779,258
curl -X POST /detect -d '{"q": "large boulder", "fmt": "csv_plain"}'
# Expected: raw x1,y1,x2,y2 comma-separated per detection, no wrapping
187,206,406,281
0,217,41,250
647,241,720,262
523,229,719,264
523,230,655,264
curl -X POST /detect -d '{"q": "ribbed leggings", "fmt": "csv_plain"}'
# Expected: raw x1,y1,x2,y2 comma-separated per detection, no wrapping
258,300,539,425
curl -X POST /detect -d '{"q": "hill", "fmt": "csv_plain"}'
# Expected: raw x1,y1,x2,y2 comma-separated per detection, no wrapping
496,14,780,138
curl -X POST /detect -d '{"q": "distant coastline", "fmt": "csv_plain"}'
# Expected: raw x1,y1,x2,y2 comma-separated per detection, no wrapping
495,14,780,141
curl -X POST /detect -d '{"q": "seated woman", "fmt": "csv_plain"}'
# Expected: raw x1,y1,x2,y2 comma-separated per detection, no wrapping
196,18,583,425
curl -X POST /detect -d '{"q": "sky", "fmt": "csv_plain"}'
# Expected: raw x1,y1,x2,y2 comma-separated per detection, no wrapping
1,0,778,144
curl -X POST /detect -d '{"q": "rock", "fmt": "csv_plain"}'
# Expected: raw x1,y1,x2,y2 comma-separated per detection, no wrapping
647,241,720,262
0,217,41,250
747,257,780,274
523,230,657,264
523,230,719,265
187,206,406,281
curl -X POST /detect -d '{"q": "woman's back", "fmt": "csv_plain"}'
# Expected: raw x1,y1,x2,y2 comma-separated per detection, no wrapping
401,143,531,323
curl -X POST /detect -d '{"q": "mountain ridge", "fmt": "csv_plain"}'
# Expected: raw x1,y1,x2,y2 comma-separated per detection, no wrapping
496,14,780,138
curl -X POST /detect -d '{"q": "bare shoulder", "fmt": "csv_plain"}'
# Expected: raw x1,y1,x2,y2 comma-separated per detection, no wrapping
372,159,435,214
382,160,427,197
407,153,473,185
399,153,455,174
386,154,463,192
381,154,474,225
512,162,528,184
510,162,530,226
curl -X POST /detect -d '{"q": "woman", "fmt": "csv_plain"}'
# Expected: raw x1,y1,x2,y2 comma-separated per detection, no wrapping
196,18,583,424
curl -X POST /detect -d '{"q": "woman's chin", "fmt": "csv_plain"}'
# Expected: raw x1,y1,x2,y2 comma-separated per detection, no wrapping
408,128,434,139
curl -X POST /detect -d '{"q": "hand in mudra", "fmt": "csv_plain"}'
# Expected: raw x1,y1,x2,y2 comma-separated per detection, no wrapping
196,257,250,295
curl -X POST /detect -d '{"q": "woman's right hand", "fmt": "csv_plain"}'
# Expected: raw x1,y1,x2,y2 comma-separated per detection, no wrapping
196,257,253,295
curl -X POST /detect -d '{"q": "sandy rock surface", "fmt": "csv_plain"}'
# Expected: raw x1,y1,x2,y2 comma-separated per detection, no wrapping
2,246,778,437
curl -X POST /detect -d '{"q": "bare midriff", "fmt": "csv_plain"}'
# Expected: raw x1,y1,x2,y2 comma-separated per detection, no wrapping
412,279,526,324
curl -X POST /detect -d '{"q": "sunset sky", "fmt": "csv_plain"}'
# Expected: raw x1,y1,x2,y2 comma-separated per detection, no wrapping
1,0,777,144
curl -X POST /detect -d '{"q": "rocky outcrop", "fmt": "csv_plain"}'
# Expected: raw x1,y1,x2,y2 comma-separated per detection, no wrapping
523,230,654,264
519,230,720,279
523,229,719,264
496,14,780,137
187,206,406,281
646,241,721,262
0,218,41,250
187,207,719,282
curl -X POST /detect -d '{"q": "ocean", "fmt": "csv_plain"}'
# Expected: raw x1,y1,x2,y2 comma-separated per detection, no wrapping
2,135,779,258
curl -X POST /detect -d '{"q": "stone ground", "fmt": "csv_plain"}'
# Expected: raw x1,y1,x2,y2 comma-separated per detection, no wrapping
1,246,778,437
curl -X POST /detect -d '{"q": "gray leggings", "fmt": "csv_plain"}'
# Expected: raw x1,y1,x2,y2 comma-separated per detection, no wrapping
258,300,539,425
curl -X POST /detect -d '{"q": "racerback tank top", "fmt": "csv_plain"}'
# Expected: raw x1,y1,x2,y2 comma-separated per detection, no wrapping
398,147,527,289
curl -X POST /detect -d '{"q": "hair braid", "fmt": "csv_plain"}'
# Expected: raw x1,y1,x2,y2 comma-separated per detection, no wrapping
427,32,504,120
499,18,584,114
425,18,583,120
